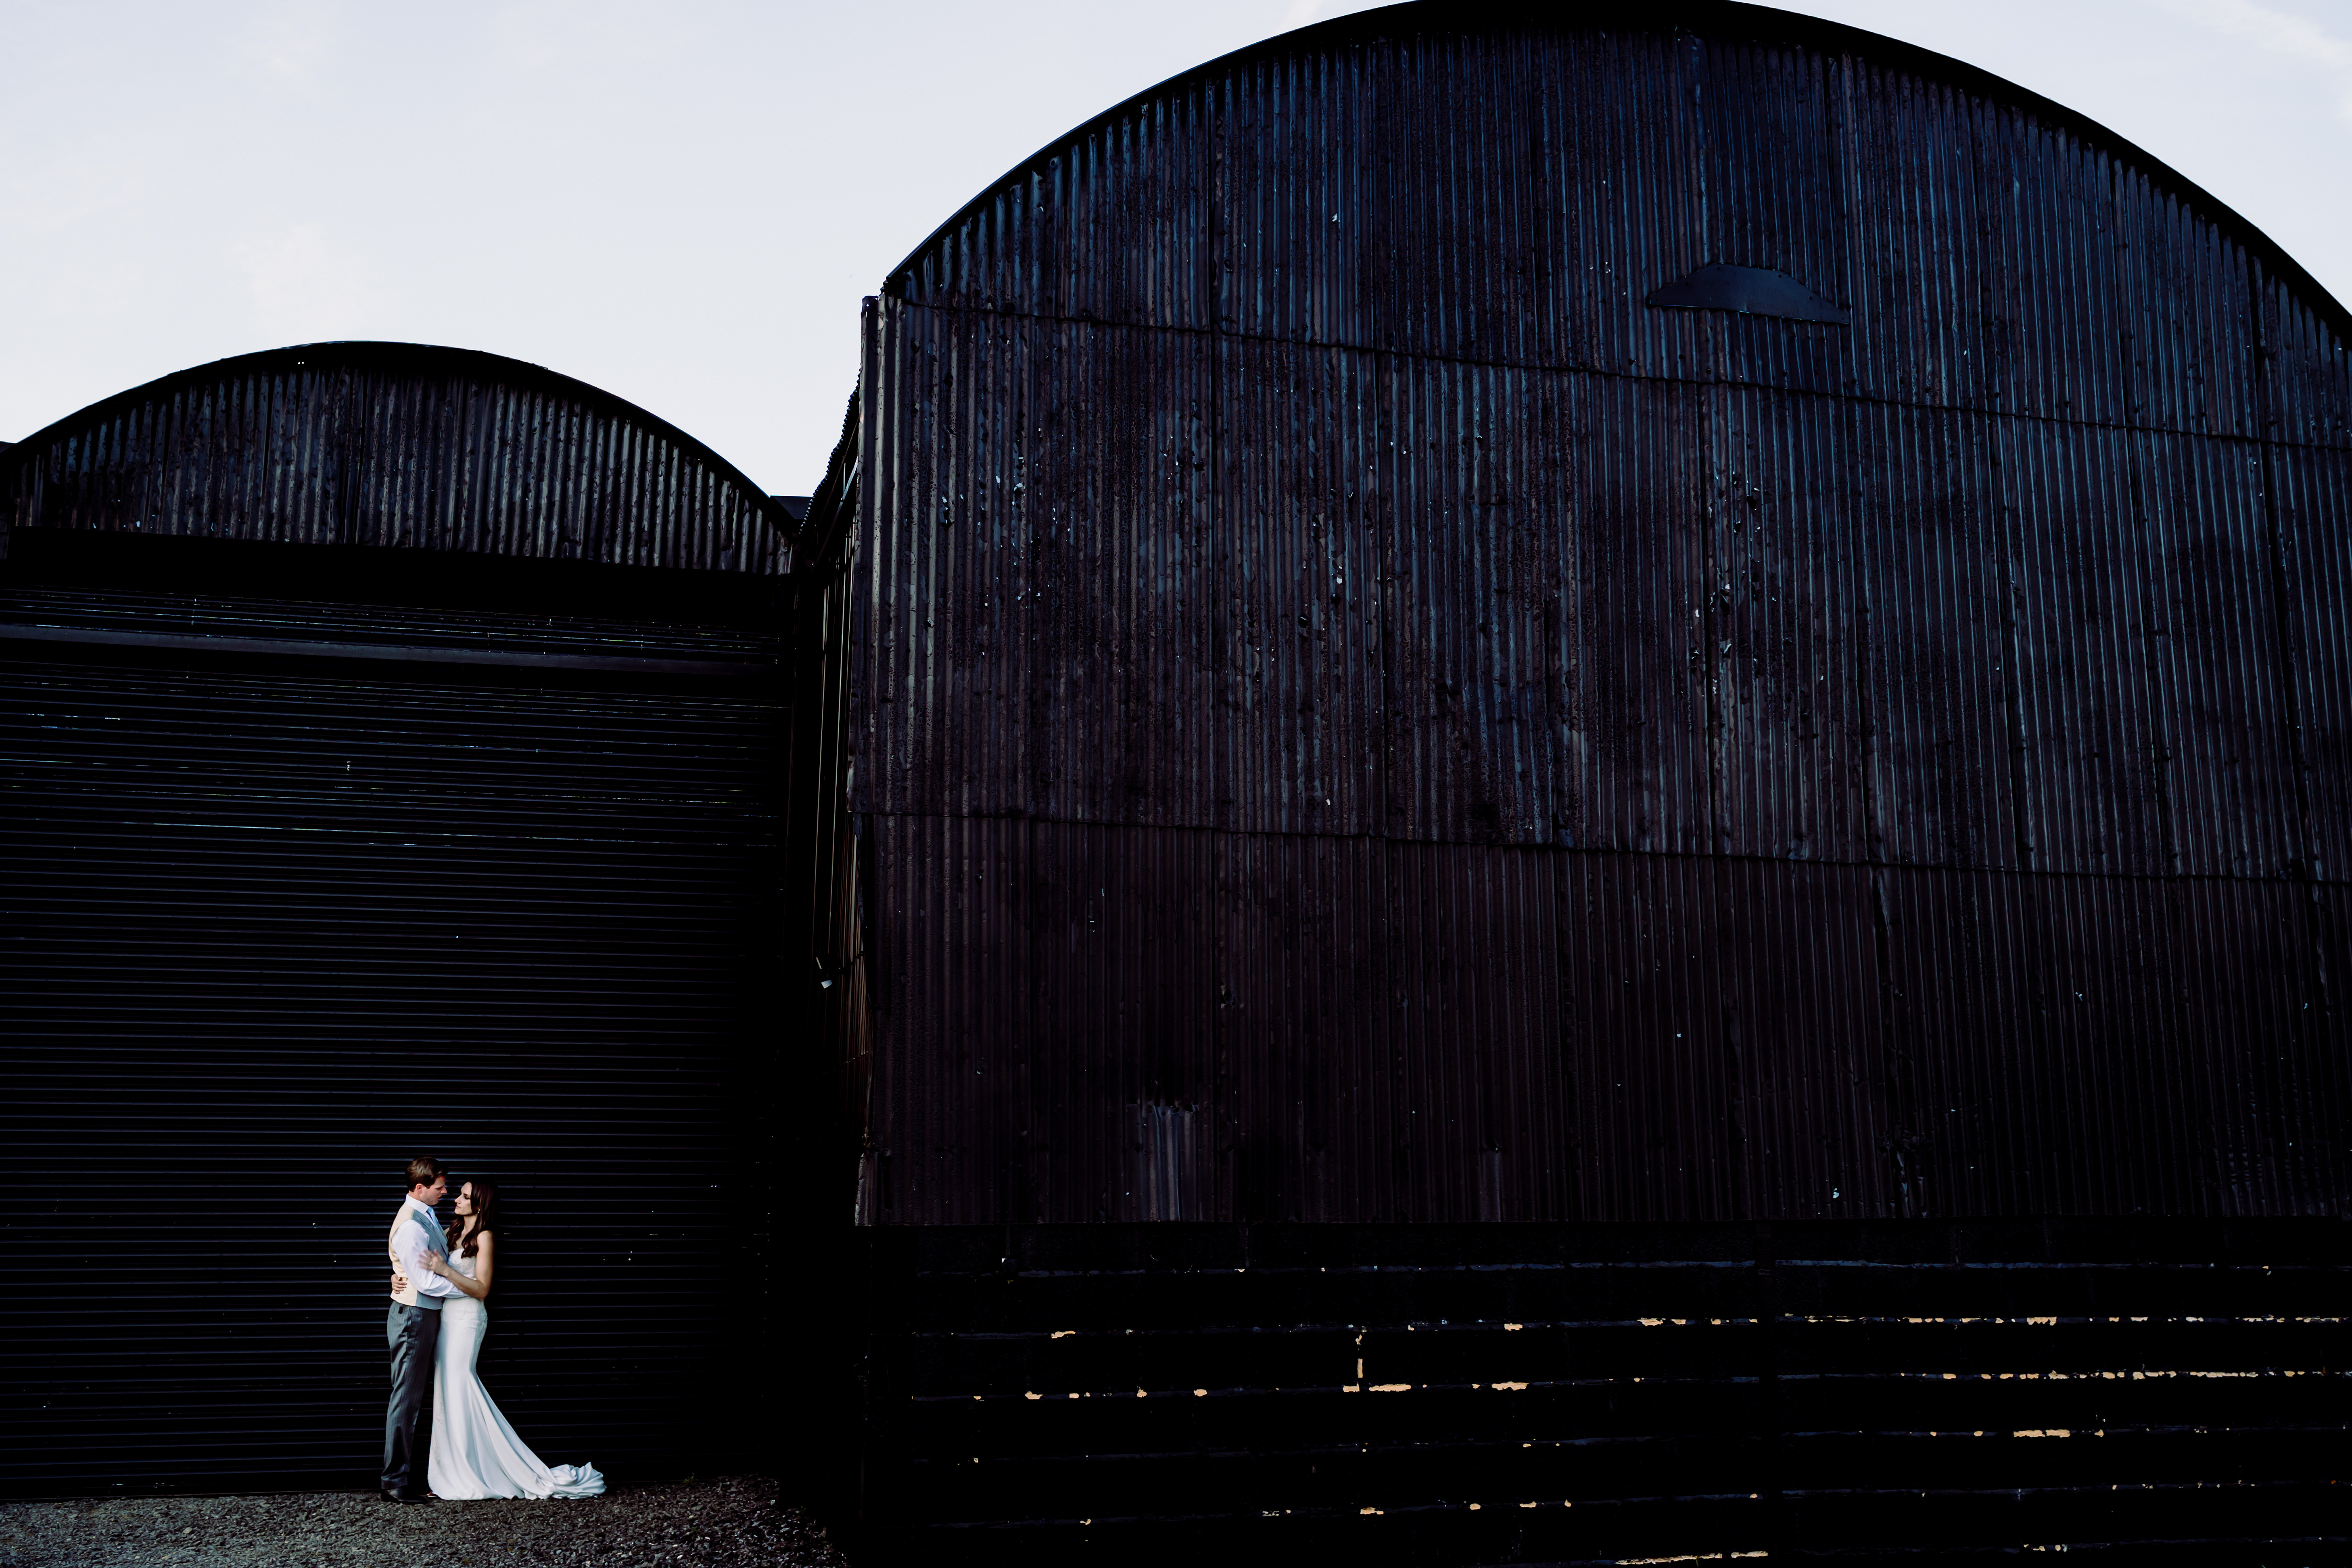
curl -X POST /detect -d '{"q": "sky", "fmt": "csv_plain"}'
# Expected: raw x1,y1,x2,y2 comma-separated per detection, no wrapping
4,0,2348,495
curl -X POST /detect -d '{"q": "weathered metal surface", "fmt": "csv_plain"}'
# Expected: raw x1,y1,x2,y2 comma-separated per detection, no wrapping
2,342,792,574
841,3,2351,1224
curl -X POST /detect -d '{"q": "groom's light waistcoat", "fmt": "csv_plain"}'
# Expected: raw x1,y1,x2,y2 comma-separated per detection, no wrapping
388,1196,454,1311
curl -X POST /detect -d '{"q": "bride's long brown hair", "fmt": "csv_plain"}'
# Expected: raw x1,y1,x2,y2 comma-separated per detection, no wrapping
444,1178,500,1259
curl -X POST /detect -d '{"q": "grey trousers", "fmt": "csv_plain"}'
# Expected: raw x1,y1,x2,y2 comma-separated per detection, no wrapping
382,1302,442,1494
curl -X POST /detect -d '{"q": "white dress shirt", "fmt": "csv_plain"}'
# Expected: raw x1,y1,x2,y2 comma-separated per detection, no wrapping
389,1195,462,1307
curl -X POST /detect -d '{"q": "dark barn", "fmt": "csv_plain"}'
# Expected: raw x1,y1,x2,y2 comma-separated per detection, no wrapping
3,0,2347,1562
798,1,2352,1560
2,343,802,1493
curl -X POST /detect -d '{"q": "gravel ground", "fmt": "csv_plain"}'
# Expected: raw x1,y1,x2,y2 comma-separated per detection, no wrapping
0,1476,850,1568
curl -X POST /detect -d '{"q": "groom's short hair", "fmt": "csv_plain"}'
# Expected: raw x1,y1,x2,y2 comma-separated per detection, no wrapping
405,1156,447,1191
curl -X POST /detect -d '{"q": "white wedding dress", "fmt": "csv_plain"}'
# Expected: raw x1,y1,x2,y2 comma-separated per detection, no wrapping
426,1249,604,1500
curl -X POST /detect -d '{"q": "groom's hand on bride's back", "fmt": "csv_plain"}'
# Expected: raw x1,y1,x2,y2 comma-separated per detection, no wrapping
389,1271,408,1293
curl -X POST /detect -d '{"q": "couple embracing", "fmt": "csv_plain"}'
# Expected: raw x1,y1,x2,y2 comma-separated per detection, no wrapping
381,1156,604,1503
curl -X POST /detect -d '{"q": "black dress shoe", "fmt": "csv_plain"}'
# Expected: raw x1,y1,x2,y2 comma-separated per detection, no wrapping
380,1490,434,1504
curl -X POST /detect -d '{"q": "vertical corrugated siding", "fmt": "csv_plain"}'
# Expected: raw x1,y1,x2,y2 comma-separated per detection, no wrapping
1383,353,1561,845
1557,854,1890,1222
1218,831,1391,1220
2258,271,2352,450
1875,864,2338,1217
1560,372,1713,854
865,814,1223,1224
1995,416,2170,875
862,821,1580,1225
1849,403,2013,869
2280,446,2352,882
1706,384,1867,860
9,356,784,574
856,10,2352,1224
1390,841,1569,1221
1548,28,1711,380
2138,428,2299,877
861,303,1215,826
2117,180,2259,441
1216,337,1386,837
1695,36,1854,399
899,84,1214,328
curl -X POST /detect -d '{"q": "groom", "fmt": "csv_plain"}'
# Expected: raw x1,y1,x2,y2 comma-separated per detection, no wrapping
383,1155,462,1503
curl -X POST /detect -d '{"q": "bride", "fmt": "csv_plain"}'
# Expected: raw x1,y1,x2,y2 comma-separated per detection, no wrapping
404,1179,604,1500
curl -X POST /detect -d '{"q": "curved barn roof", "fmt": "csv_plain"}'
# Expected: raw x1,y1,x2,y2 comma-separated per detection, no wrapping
883,0,2346,447
3,341,794,574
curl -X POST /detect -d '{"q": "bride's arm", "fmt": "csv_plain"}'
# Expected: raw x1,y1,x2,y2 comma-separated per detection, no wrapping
417,1237,493,1301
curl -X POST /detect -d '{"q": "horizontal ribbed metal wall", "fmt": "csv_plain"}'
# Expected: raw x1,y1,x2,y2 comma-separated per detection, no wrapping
0,342,795,1496
847,1221,2348,1562
2,634,783,1493
847,1,2350,1225
3,342,790,574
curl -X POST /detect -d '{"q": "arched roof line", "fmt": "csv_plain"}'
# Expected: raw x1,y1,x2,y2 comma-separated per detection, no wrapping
884,0,2349,346
3,340,796,541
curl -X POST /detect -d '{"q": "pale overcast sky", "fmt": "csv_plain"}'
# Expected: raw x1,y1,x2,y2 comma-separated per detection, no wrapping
4,0,2347,494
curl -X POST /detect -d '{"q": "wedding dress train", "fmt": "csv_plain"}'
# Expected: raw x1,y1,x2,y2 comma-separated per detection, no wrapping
426,1251,604,1500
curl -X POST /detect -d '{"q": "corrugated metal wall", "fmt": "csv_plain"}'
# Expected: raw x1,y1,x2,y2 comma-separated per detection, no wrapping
848,4,2350,1222
2,634,783,1493
4,342,790,575
0,344,796,1494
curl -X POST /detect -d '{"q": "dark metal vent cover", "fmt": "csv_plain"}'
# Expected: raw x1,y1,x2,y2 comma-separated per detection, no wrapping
1647,262,1849,322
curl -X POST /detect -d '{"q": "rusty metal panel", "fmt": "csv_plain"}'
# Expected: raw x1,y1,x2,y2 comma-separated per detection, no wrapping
1992,419,2300,881
5,344,787,574
1720,858,1895,1220
1358,27,1562,369
1555,852,1727,1221
865,820,1575,1225
1220,835,1569,1224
